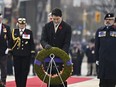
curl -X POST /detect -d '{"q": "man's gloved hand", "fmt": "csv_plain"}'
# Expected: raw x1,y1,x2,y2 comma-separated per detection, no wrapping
31,53,35,59
45,44,52,49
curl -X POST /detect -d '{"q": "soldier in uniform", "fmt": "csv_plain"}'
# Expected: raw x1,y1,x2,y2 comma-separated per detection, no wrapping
70,43,84,76
85,38,96,76
95,13,116,87
8,18,35,87
40,8,72,87
0,13,11,87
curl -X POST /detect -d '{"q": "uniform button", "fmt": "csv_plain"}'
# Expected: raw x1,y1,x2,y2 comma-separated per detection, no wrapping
22,44,24,46
17,48,19,50
22,41,24,43
22,48,24,50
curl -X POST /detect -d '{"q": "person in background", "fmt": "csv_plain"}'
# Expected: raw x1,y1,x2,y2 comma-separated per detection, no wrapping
70,43,84,76
8,18,35,87
40,8,72,87
95,13,116,87
48,12,53,22
85,38,96,76
0,13,11,87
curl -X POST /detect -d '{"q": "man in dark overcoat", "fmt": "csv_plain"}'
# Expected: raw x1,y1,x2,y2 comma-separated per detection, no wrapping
95,13,116,87
0,13,11,87
40,8,72,87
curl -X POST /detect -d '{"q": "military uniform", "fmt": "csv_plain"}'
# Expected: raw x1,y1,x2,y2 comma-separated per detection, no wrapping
70,46,84,76
85,43,96,76
9,18,35,87
0,13,11,87
95,13,116,87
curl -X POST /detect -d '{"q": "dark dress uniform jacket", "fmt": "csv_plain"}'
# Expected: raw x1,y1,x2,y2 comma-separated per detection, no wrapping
40,21,72,53
0,24,11,56
95,26,116,79
9,29,35,56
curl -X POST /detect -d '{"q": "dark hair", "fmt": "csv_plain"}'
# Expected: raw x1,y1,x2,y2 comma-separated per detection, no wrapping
52,8,62,17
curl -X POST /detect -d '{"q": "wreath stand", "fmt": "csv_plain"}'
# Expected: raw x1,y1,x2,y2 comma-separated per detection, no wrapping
34,47,73,87
41,53,66,87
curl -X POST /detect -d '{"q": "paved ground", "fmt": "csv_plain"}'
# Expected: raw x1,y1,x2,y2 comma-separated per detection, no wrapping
68,78,99,87
6,62,99,87
68,62,99,87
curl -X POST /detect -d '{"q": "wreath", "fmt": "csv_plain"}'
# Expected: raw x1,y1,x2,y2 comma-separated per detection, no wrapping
34,47,73,85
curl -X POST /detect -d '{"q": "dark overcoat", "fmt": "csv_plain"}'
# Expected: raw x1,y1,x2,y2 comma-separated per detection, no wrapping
0,24,11,56
95,26,116,79
40,21,72,53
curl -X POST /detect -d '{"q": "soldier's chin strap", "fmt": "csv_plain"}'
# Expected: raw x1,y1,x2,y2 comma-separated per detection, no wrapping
11,29,21,50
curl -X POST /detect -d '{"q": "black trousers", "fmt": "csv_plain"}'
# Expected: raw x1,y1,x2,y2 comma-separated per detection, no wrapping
7,56,13,75
0,55,7,84
99,79,116,87
13,56,31,87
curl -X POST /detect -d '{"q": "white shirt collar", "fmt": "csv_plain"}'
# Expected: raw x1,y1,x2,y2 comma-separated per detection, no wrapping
19,28,25,32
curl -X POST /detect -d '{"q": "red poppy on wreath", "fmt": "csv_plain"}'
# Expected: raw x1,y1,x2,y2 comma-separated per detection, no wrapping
59,25,62,30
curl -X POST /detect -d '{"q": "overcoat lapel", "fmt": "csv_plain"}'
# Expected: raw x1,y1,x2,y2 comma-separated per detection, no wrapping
51,22,55,34
55,21,63,34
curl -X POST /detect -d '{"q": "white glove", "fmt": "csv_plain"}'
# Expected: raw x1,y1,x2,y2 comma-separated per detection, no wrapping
5,48,11,54
96,61,99,65
5,48,9,54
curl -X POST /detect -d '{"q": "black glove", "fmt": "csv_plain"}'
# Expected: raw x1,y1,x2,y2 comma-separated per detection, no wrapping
8,50,12,57
45,44,52,49
31,53,35,59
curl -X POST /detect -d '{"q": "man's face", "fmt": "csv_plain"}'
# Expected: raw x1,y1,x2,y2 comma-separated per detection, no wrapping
104,17,115,26
52,15,62,24
18,23,26,29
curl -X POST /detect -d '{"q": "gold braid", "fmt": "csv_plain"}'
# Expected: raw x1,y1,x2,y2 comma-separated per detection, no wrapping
11,29,21,50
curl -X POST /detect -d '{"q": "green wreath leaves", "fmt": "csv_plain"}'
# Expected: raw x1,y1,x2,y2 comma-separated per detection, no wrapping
34,47,73,85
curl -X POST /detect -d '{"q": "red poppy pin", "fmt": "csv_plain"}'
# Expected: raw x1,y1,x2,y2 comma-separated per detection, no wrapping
59,26,62,30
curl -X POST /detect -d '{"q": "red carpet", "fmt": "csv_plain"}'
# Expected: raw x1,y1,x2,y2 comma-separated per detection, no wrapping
6,76,93,87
